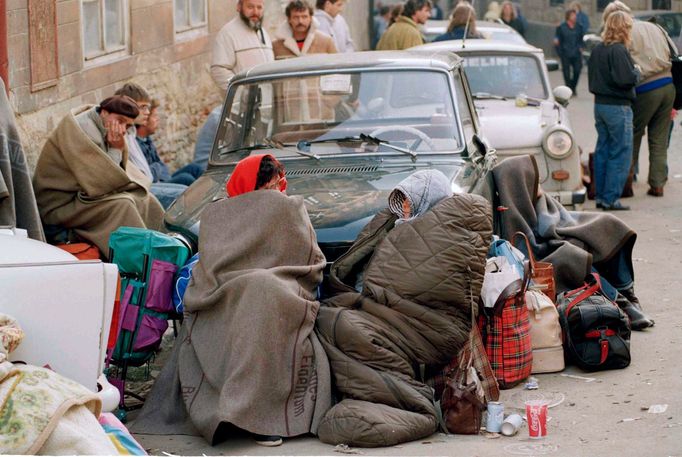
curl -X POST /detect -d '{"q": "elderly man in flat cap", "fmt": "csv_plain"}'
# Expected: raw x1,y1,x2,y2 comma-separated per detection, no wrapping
33,95,164,255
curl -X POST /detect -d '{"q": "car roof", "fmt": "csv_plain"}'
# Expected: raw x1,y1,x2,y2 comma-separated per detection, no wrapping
425,19,520,31
238,51,463,81
412,39,543,54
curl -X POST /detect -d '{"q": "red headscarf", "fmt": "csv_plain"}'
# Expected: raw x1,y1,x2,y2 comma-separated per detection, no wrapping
226,154,287,197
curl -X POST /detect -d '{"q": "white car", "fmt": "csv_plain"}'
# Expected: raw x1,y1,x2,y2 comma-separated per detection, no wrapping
413,40,586,207
423,19,527,44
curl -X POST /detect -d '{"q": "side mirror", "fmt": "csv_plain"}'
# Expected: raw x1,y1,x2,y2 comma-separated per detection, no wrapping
553,86,573,107
545,59,560,72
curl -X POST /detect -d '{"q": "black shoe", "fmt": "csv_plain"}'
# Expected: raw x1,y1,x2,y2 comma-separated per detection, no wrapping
602,201,630,211
647,186,664,197
254,434,283,447
596,201,605,209
615,293,654,330
619,286,643,311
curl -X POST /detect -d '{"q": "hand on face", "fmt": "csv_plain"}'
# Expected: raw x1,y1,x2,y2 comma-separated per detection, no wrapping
103,112,132,149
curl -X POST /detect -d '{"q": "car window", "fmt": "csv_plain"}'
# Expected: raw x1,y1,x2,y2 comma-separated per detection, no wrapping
212,69,463,162
462,54,547,99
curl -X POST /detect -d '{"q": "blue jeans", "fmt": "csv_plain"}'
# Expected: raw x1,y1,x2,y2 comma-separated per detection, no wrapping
151,182,187,209
168,162,203,186
594,104,633,206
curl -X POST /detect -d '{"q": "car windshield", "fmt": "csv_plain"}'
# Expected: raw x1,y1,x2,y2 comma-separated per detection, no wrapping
462,54,547,99
211,69,462,163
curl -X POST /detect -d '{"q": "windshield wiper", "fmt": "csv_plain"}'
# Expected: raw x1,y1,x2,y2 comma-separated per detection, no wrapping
297,134,418,161
265,137,320,160
217,143,274,157
359,133,418,161
217,139,320,160
472,92,508,100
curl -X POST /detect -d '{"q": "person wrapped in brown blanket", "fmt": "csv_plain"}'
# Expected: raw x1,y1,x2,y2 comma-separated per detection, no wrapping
315,170,493,447
131,155,331,447
32,96,163,253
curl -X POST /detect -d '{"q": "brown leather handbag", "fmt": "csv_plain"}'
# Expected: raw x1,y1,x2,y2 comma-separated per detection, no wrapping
441,276,486,434
513,232,556,302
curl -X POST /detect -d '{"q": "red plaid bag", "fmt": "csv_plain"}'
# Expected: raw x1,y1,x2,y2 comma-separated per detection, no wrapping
478,263,533,389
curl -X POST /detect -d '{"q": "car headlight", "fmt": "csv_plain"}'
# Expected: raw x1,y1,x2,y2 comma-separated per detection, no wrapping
542,127,574,159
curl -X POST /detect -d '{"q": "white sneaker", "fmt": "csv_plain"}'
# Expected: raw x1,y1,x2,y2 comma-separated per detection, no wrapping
253,434,283,447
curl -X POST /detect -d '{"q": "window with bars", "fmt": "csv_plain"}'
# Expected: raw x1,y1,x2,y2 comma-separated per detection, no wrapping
174,0,207,32
81,0,127,60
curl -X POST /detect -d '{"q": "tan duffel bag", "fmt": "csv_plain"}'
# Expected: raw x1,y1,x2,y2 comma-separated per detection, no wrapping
526,289,564,374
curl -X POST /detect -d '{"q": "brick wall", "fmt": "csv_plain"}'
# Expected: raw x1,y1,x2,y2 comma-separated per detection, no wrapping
7,0,370,172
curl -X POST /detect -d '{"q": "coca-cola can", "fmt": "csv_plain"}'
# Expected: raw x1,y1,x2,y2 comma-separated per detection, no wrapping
525,400,548,439
486,401,504,433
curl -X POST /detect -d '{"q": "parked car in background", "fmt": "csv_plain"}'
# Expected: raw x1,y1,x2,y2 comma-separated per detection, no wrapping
164,51,497,261
583,10,682,63
423,19,527,44
413,40,585,208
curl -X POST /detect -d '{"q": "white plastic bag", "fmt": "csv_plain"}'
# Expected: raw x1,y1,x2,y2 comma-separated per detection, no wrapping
481,257,521,309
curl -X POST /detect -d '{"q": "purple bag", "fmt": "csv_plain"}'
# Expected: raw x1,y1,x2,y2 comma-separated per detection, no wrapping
144,260,177,313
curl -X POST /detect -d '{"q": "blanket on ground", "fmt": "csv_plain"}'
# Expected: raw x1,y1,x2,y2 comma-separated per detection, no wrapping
0,314,115,455
32,105,163,253
131,191,331,443
316,193,492,447
492,155,636,292
0,79,44,241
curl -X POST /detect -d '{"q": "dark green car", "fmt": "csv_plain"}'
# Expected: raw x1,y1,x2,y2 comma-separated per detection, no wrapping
164,51,496,262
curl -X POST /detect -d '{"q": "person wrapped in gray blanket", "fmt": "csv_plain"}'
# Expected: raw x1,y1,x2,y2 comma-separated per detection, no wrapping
316,170,493,447
130,154,331,448
493,155,653,330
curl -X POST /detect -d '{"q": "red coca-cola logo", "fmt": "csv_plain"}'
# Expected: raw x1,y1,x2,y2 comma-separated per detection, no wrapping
530,410,541,433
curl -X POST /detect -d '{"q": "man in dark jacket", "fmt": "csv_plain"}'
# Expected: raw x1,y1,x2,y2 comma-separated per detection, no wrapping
554,9,585,95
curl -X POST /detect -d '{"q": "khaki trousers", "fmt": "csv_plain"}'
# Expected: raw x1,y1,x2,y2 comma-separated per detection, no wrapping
632,83,675,188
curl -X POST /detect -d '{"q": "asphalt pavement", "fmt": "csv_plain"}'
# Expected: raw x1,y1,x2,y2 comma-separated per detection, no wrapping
132,70,682,456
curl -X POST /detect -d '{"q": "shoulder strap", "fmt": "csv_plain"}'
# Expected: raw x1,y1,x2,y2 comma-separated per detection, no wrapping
512,231,536,277
654,23,677,58
564,272,602,317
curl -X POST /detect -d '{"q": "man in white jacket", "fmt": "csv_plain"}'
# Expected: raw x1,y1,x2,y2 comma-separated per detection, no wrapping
314,0,355,53
210,0,275,92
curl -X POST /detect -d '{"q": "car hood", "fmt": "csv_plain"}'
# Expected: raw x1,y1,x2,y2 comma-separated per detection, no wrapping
164,158,472,248
475,99,558,150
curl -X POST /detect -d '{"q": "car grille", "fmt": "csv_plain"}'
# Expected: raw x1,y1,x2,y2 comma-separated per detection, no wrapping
286,165,380,176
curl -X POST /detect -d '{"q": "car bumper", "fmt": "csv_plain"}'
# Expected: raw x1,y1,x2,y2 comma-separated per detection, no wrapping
545,186,586,207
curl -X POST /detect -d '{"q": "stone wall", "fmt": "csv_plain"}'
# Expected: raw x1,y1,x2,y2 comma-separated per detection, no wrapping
7,0,369,173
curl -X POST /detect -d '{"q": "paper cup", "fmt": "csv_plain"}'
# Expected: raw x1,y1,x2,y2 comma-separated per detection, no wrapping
501,413,524,436
525,400,548,439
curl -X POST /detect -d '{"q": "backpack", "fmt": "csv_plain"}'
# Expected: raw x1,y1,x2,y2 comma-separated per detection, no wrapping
556,273,631,372
108,227,190,367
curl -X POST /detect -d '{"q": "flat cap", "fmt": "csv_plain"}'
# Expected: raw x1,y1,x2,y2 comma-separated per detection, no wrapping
99,95,140,119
